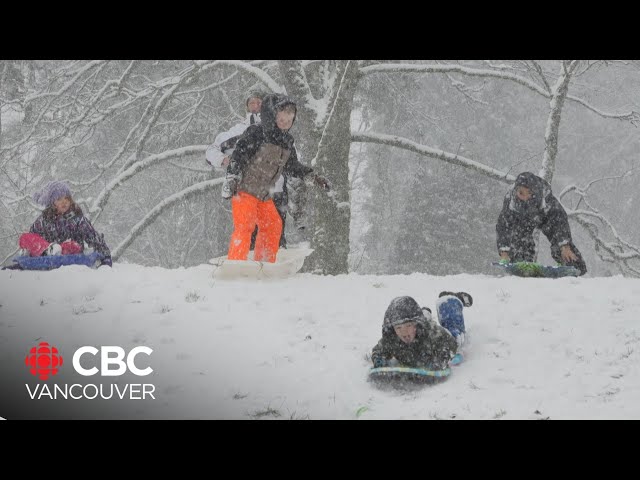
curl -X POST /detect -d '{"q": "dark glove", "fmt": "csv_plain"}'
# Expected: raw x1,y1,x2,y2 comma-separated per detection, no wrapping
372,357,387,368
313,174,331,191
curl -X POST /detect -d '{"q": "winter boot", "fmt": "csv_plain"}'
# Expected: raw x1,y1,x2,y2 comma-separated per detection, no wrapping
439,291,473,307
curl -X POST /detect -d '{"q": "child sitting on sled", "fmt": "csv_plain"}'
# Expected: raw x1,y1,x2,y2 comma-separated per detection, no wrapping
17,181,112,267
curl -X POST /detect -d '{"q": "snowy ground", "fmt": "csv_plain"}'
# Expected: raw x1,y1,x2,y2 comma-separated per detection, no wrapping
1,263,640,419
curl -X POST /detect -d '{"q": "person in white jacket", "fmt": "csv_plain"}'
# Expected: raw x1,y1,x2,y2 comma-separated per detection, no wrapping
206,93,263,170
206,92,290,248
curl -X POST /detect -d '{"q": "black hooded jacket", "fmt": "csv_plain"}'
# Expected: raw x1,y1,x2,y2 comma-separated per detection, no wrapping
496,172,573,251
371,297,458,370
228,94,313,200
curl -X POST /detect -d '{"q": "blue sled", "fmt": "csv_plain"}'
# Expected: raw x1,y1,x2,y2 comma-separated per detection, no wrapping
450,353,464,366
11,252,105,271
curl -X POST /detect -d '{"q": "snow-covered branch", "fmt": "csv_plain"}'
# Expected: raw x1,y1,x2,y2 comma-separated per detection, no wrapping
90,145,208,217
565,94,640,125
444,72,489,105
569,213,640,276
569,209,640,257
562,171,640,277
65,61,138,130
120,79,189,172
315,61,350,127
528,61,552,94
278,60,325,127
112,177,223,260
311,61,355,167
360,63,550,95
23,60,107,104
351,132,516,184
360,63,639,123
175,71,238,96
196,60,283,93
558,169,637,201
539,61,577,182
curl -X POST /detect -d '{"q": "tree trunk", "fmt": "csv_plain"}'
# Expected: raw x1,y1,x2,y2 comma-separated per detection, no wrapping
536,61,577,260
539,61,577,183
305,62,359,274
0,61,6,149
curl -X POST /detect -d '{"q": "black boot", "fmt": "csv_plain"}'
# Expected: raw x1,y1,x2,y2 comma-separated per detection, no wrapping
438,291,473,307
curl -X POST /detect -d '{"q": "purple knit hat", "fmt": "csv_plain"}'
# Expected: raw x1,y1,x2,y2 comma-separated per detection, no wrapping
33,181,72,207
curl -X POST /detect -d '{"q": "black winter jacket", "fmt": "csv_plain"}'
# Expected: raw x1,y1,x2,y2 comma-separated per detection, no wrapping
496,172,572,252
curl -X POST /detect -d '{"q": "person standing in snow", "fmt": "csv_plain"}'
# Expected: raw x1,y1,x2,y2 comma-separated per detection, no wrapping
207,91,293,249
224,93,330,263
206,92,263,171
496,171,587,275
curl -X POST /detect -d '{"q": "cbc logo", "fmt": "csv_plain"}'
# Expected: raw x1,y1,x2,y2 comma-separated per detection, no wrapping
73,346,153,376
25,342,64,380
26,342,153,379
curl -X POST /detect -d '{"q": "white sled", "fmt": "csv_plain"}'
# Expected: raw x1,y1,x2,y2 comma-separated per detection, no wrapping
208,247,313,280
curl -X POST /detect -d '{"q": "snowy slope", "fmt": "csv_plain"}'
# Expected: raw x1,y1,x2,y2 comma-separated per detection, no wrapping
1,263,640,419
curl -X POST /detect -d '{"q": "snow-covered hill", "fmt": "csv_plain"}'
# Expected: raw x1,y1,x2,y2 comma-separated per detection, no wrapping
1,264,639,419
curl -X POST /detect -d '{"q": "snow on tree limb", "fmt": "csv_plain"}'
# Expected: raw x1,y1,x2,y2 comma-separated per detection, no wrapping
278,60,325,126
562,171,640,276
2,60,277,172
565,94,640,124
569,209,640,257
90,145,209,216
558,169,637,201
176,71,238,96
23,60,108,104
360,63,551,95
310,61,354,167
119,81,188,173
528,61,552,94
360,63,640,123
570,213,640,276
112,178,223,261
1,61,112,159
539,61,577,182
351,131,516,184
196,60,282,94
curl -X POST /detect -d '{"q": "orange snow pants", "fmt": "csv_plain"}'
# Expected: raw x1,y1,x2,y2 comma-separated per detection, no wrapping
228,191,283,263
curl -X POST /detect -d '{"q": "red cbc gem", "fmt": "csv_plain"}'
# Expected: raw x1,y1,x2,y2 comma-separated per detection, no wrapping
25,342,64,380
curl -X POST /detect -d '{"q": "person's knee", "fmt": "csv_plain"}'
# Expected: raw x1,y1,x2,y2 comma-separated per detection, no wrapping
262,212,282,231
234,222,257,235
18,233,30,246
